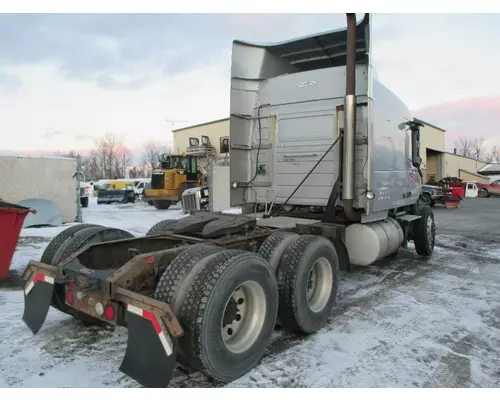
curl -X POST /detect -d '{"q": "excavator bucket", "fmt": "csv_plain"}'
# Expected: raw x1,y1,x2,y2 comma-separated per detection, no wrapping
119,304,178,388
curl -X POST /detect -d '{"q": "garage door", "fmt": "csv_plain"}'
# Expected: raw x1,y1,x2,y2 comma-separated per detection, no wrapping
426,154,439,181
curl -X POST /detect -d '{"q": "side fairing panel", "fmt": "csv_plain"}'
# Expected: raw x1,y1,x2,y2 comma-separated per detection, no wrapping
368,80,419,213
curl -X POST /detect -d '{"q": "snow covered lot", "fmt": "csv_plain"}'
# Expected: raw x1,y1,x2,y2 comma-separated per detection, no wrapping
1,198,500,388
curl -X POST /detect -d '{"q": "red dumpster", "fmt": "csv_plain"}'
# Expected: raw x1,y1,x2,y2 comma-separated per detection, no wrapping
0,200,36,280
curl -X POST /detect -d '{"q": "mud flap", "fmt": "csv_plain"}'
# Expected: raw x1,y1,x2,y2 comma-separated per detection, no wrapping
119,304,177,388
22,273,55,335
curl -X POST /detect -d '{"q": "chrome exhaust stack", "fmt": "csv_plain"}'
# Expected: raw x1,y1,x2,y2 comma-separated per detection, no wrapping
343,13,361,221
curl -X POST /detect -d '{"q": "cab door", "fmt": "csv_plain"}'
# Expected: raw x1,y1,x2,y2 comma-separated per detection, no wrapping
186,156,198,181
465,182,478,198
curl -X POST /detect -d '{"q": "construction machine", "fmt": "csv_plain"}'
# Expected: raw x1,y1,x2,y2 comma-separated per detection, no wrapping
20,14,436,389
143,154,204,210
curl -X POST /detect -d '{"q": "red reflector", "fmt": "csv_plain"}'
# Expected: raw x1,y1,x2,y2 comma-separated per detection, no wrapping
144,256,154,264
105,305,115,320
66,289,74,304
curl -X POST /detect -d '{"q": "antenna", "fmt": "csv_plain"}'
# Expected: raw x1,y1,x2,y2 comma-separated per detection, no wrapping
162,119,191,132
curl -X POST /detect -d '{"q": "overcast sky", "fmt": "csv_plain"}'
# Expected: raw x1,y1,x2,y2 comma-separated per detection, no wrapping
1,13,499,154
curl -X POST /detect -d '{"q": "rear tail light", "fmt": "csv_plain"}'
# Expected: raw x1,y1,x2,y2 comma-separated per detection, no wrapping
66,288,74,304
105,304,115,321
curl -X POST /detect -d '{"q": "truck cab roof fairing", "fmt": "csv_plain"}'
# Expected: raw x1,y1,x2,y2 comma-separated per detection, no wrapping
232,13,370,71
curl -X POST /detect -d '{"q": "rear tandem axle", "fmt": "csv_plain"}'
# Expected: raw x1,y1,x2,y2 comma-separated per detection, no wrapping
21,208,434,388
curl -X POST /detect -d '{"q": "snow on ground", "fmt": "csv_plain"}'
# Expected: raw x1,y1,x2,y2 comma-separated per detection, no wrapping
1,198,500,388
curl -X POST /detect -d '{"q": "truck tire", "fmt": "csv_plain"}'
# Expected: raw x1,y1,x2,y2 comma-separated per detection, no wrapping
478,189,489,198
146,219,178,235
277,235,339,334
153,200,172,210
52,226,108,266
153,244,224,367
422,193,432,206
257,231,300,274
175,249,245,369
52,226,134,266
177,250,278,382
40,223,102,265
154,244,223,310
50,226,135,323
80,196,89,208
413,205,435,257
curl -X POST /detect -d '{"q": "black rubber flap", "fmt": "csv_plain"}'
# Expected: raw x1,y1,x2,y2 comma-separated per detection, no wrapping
119,311,177,388
22,280,54,335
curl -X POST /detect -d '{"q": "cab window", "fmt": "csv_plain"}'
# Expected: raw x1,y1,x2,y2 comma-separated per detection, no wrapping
189,157,197,174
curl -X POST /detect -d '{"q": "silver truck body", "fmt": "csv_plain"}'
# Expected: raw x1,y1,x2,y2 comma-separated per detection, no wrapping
229,14,420,222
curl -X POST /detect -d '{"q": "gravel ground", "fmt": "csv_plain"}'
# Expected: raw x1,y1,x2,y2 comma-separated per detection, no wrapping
1,197,499,388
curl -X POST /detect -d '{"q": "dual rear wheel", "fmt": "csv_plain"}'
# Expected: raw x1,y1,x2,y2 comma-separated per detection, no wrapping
154,231,340,383
41,219,341,384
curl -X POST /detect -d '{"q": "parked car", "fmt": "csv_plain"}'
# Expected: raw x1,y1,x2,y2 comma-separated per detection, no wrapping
421,184,443,206
97,180,136,204
478,179,500,198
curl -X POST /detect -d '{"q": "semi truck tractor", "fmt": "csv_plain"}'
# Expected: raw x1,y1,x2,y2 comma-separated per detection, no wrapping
20,14,435,388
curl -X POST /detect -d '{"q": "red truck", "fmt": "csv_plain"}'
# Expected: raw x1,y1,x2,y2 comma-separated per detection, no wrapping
478,178,500,197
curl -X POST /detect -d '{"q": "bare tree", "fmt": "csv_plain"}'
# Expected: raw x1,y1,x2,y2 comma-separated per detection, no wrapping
93,133,131,178
471,137,486,161
484,152,494,163
52,150,78,158
454,137,474,158
490,146,500,163
142,141,169,170
454,136,491,161
114,145,132,178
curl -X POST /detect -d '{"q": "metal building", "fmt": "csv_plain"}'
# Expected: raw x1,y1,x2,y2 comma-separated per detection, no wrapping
172,118,229,156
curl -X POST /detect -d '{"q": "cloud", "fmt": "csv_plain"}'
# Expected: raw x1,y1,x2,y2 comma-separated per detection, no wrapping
0,14,367,89
1,13,500,158
0,72,22,92
414,96,500,151
96,74,151,91
73,134,96,141
0,14,233,86
43,129,64,138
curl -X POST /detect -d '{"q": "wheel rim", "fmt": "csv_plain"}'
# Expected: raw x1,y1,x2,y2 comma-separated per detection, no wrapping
221,280,266,354
426,215,435,247
306,257,333,313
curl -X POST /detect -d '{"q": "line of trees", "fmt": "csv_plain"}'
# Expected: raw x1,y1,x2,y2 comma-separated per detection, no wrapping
54,133,171,182
454,136,500,163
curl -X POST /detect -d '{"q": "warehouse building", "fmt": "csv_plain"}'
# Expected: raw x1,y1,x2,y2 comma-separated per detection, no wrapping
172,118,229,156
414,117,488,184
172,116,488,183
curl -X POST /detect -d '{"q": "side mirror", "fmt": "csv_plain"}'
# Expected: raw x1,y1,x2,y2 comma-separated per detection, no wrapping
405,120,424,178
